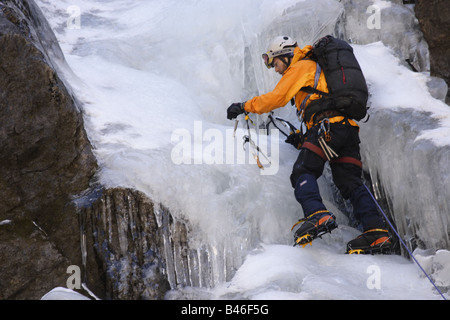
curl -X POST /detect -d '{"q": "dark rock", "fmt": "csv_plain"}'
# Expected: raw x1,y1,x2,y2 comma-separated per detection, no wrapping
415,0,450,103
80,188,178,300
0,218,70,299
0,0,97,299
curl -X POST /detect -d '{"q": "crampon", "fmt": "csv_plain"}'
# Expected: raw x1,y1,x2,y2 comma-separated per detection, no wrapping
346,229,392,255
291,211,338,248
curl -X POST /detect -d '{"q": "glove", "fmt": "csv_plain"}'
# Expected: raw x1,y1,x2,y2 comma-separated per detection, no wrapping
285,132,304,150
227,102,245,120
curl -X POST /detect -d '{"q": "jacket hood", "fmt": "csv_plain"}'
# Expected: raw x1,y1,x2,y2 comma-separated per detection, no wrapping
291,45,313,65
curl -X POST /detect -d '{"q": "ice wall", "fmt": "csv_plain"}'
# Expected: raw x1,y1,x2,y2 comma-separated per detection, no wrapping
351,39,450,251
35,0,450,293
341,0,429,72
361,108,450,250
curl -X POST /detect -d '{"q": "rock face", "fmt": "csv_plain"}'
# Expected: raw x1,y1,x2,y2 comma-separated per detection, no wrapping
80,188,179,300
415,0,450,103
0,0,97,299
0,1,187,300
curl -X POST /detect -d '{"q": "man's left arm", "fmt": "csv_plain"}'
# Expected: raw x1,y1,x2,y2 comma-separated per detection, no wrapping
244,66,311,115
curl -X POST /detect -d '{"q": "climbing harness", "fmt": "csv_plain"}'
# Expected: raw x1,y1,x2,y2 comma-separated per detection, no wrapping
317,118,338,161
298,119,363,169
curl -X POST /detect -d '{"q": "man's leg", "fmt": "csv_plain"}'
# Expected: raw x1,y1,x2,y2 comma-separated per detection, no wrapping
290,148,327,217
290,147,337,245
327,123,385,232
331,157,391,253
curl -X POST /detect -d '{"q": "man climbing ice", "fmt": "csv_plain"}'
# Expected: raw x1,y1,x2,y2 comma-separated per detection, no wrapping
227,35,392,254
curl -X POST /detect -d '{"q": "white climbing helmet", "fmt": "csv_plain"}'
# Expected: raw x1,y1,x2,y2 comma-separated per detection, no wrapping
262,36,297,69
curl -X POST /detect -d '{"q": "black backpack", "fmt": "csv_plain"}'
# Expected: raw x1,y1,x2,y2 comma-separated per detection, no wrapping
301,35,368,122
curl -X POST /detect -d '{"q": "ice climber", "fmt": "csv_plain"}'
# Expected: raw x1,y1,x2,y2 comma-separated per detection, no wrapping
227,35,392,254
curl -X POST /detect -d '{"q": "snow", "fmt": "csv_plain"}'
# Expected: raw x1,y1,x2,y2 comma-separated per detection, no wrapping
213,243,436,300
34,0,449,300
41,287,91,300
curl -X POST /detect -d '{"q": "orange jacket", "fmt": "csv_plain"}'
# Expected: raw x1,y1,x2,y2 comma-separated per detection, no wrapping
244,46,357,129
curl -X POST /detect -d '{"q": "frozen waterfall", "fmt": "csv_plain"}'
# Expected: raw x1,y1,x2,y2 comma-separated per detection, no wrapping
36,0,449,299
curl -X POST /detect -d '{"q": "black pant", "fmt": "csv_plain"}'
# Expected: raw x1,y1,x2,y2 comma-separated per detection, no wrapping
290,122,385,231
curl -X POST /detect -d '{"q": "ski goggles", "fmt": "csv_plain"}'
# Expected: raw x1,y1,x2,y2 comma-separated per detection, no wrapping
262,53,274,69
262,48,296,69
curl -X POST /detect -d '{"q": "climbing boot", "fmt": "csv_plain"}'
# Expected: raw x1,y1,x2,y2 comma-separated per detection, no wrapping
346,229,392,254
292,210,338,247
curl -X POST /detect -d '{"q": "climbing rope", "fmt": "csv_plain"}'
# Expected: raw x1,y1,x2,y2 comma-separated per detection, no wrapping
364,184,447,300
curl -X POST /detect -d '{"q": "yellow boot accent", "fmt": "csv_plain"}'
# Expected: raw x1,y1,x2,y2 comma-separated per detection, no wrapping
296,234,313,248
291,210,330,231
291,219,305,231
348,249,364,255
301,241,312,249
363,228,389,234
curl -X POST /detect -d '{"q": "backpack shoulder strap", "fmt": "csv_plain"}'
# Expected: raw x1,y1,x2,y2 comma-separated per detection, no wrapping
298,62,325,112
